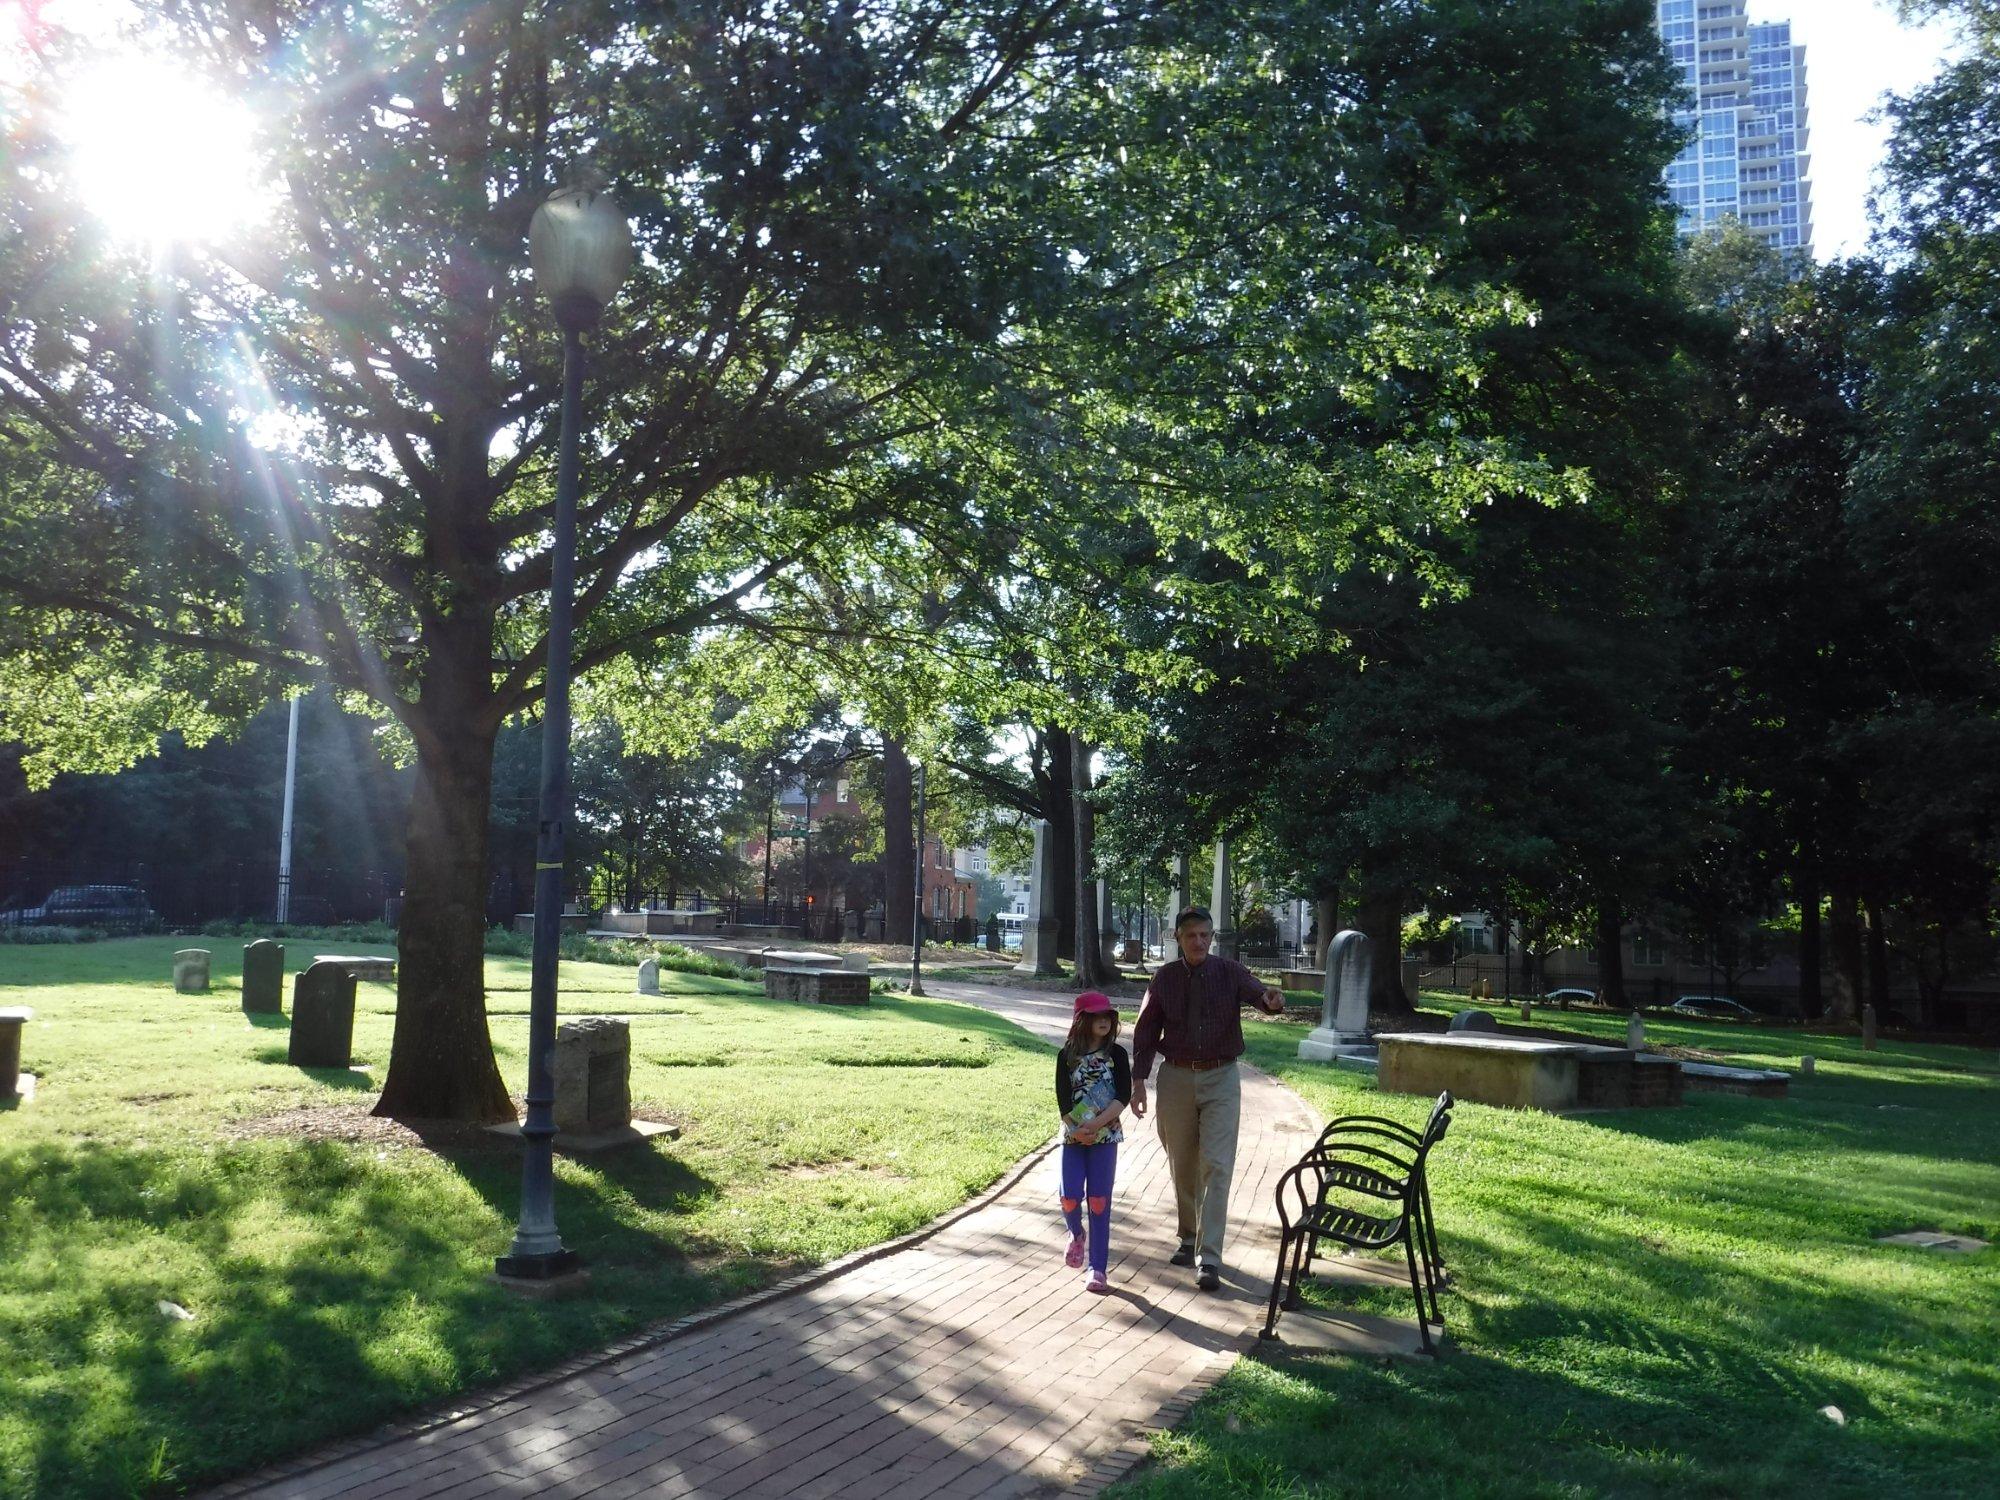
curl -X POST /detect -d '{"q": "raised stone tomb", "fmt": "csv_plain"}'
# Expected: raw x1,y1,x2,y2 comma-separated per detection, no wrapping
597,908,720,937
289,960,358,1068
315,953,395,983
1377,1032,1683,1112
765,967,871,1006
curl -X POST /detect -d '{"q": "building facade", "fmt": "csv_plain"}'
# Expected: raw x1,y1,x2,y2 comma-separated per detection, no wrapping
1657,0,1813,256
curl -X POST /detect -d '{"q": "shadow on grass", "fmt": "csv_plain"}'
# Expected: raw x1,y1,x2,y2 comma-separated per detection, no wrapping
244,1012,289,1030
0,1131,739,1499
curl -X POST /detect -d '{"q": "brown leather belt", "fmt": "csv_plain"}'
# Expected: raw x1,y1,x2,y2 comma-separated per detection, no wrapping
1165,1057,1236,1072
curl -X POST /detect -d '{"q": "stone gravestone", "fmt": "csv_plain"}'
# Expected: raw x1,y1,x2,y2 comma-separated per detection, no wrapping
1627,1011,1646,1052
636,957,660,995
0,1007,31,1100
1299,930,1374,1063
1098,880,1121,968
844,907,863,940
1862,1004,1879,1051
1448,1009,1498,1033
288,961,357,1068
1013,817,1063,978
552,1017,631,1135
1799,1054,1816,1078
241,939,285,1016
173,949,211,994
984,914,1002,952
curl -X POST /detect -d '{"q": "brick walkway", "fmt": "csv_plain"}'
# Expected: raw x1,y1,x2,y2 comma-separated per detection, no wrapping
214,981,1321,1500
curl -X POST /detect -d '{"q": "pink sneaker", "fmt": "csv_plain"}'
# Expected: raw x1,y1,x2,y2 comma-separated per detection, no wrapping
1065,1233,1085,1269
1086,1268,1109,1294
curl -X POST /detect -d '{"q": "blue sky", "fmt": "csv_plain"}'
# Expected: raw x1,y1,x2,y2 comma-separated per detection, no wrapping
1749,0,1963,257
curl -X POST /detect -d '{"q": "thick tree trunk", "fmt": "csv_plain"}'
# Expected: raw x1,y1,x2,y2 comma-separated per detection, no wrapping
1824,883,1864,1024
375,712,513,1122
1070,730,1111,986
1596,893,1627,1011
1796,870,1822,1019
1039,726,1078,961
1864,895,1892,1015
1358,883,1412,1018
1314,892,1337,970
881,736,914,945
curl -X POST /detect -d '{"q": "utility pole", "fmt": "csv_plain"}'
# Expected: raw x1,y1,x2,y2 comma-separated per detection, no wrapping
275,694,301,924
910,763,927,996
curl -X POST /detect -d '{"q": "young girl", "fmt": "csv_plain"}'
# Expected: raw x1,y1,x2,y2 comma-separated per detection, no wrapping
1056,990,1132,1293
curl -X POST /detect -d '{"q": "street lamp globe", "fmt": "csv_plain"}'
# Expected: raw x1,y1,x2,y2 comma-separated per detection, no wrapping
528,177,632,330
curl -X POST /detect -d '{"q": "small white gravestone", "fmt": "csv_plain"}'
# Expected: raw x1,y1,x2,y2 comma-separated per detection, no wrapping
173,949,211,994
1299,930,1375,1066
1627,1012,1645,1052
1800,1054,1815,1078
636,958,660,995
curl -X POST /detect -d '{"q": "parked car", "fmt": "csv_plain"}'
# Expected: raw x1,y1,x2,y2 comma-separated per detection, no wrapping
1543,987,1597,1009
1670,994,1758,1022
0,884,156,931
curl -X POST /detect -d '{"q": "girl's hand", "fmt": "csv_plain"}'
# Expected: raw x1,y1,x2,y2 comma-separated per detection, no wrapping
1073,1126,1099,1146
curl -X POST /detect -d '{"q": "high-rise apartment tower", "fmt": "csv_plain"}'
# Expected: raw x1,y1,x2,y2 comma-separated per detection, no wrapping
1656,0,1813,256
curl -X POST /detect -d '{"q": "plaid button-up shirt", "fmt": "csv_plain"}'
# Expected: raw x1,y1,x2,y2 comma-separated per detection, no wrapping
1132,954,1271,1079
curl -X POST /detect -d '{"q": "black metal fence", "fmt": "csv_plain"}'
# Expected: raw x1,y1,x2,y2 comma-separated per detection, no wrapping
0,858,402,930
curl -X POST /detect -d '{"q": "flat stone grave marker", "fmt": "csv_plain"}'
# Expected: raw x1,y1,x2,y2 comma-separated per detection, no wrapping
173,949,211,994
241,939,285,1015
1875,1229,1990,1254
289,961,357,1068
0,1007,32,1101
636,958,660,995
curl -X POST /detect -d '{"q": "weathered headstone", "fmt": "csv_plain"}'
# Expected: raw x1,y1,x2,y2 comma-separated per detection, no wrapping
173,949,211,994
1299,930,1375,1062
1013,817,1062,978
1800,1054,1816,1078
1518,1000,1531,1021
288,961,357,1068
984,914,1002,952
1448,1009,1498,1033
844,907,863,940
1479,978,1493,1000
636,957,660,995
552,1017,631,1134
1862,1004,1879,1051
0,1007,31,1100
1627,1011,1646,1052
1211,839,1236,957
241,939,285,1016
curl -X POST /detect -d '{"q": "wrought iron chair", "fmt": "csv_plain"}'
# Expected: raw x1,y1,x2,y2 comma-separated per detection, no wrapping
1260,1092,1454,1352
1301,1090,1453,1303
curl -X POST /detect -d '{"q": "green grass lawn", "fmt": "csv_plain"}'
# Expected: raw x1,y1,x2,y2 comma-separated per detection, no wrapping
1115,1006,2000,1500
0,936,1053,1499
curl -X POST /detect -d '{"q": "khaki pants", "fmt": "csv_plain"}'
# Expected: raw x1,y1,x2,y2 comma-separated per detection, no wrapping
1154,1061,1241,1267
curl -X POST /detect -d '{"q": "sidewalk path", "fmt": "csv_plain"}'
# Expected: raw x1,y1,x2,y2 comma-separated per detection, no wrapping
215,980,1320,1500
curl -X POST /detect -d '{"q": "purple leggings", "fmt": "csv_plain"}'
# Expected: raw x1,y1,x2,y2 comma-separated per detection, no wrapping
1060,1141,1118,1275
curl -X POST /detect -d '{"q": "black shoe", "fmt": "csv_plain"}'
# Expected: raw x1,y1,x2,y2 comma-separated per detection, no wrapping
1170,1244,1196,1267
1197,1263,1222,1291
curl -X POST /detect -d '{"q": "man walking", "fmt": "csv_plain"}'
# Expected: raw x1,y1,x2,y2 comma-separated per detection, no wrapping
1131,905,1286,1290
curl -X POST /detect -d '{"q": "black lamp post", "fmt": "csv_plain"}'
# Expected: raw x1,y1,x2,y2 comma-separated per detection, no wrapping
496,175,632,1281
